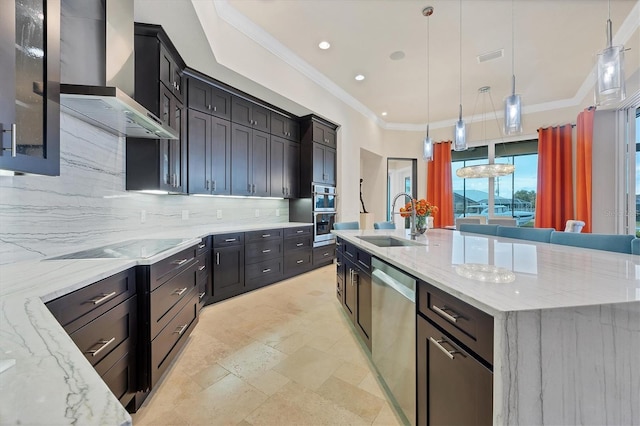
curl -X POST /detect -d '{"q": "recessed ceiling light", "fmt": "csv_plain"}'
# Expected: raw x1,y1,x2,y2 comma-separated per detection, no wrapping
389,51,405,60
355,74,365,81
318,41,331,50
381,112,388,116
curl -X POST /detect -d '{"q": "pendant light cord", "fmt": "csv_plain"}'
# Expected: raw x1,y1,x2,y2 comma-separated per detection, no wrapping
459,0,462,114
511,0,515,92
427,9,430,135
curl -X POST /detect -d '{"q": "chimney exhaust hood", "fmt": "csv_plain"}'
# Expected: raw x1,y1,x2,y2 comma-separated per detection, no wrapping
59,0,178,140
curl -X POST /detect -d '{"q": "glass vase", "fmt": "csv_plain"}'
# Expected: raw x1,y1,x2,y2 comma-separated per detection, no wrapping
416,216,428,234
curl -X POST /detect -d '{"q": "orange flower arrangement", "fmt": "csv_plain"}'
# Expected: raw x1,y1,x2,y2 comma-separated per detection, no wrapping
399,199,438,232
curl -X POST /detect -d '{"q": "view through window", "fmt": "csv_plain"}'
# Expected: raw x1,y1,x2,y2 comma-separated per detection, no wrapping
635,108,639,235
452,140,538,227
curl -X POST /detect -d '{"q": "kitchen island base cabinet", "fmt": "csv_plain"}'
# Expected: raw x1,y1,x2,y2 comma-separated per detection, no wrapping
338,237,371,351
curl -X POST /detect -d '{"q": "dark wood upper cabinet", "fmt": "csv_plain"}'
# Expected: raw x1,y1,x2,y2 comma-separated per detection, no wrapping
187,110,231,195
231,96,270,133
300,115,339,196
187,77,231,120
312,122,336,148
251,130,270,197
0,0,60,176
270,135,300,199
159,44,184,103
231,124,270,197
270,113,300,142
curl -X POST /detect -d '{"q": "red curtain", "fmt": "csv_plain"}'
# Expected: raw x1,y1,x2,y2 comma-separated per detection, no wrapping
576,108,594,233
427,141,454,228
535,125,574,230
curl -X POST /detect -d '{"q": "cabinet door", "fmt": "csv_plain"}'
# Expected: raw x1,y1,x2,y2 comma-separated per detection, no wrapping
212,245,245,302
170,98,185,192
187,109,210,194
287,119,300,142
343,262,357,323
210,116,231,195
312,143,326,183
355,269,372,349
270,114,287,139
211,86,231,120
323,146,336,185
285,141,300,198
159,44,174,92
336,251,345,303
252,104,270,133
270,136,286,197
231,97,252,127
0,0,60,176
231,123,252,196
417,316,493,426
187,78,212,115
251,130,270,197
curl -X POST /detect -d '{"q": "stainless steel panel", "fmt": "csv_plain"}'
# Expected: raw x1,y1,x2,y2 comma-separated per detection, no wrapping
372,257,416,425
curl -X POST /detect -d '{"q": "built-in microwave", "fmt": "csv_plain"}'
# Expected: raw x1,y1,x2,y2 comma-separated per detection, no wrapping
313,212,337,246
313,184,337,212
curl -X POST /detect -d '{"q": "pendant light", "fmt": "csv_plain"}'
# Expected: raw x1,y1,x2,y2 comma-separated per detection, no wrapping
453,0,467,151
504,0,522,135
422,6,434,162
595,0,626,105
456,87,515,179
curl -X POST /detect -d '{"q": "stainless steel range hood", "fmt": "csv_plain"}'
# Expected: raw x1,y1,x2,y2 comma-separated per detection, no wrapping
59,0,178,140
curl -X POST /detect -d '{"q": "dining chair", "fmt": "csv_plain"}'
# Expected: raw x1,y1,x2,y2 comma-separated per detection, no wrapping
497,226,554,243
487,217,517,227
631,238,640,255
333,221,360,230
455,217,482,230
550,231,634,254
373,221,396,230
564,220,586,233
458,224,499,236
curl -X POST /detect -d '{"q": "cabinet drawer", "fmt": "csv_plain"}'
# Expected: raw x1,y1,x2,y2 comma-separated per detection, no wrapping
197,275,207,308
283,226,312,238
356,250,371,275
69,296,137,367
284,250,312,275
418,281,494,364
213,232,244,247
245,228,283,242
47,269,136,334
151,293,198,387
195,237,210,256
245,257,283,288
196,252,208,282
313,244,335,265
342,240,357,260
150,245,197,291
284,235,312,252
245,239,283,263
150,262,198,338
336,238,344,253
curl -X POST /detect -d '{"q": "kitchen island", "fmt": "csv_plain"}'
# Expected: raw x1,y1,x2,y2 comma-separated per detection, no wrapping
333,228,640,425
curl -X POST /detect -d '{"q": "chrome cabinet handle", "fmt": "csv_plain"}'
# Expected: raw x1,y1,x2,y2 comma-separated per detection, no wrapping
296,243,304,247
336,242,342,246
198,265,206,271
323,252,330,256
205,180,210,190
174,287,188,296
296,259,304,264
262,268,271,273
172,258,188,266
296,230,304,234
262,234,271,238
429,337,464,360
252,184,256,194
247,184,252,193
225,238,236,242
336,262,341,267
1,123,17,157
212,181,217,191
216,252,220,265
432,305,460,323
174,324,188,335
213,106,217,112
90,291,116,305
87,337,116,357
198,243,206,249
199,292,206,300
262,249,271,253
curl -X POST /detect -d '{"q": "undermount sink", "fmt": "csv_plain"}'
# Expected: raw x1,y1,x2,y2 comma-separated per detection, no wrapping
357,236,426,247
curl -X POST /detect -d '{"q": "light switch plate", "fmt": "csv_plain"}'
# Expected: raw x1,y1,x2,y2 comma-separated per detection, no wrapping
216,209,222,219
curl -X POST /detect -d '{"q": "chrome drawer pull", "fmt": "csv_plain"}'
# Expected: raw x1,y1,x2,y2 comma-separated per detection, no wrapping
262,249,271,253
296,243,304,247
87,337,116,357
174,324,188,335
198,243,206,249
225,238,236,242
174,287,188,296
262,268,271,273
199,292,206,300
296,259,304,264
336,242,342,246
323,252,329,256
432,305,460,323
262,234,271,238
90,292,116,305
336,262,341,267
198,265,206,271
172,258,188,266
296,230,304,233
429,337,457,360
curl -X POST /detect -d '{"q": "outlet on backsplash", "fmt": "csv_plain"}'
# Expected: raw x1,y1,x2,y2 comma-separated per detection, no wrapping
216,209,222,220
255,209,260,218
140,210,146,223
276,208,280,217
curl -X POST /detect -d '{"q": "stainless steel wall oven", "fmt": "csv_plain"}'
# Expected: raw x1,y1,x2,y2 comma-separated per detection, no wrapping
312,184,337,212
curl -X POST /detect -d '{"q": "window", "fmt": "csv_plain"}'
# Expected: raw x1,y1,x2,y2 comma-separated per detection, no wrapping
452,140,538,227
635,108,640,235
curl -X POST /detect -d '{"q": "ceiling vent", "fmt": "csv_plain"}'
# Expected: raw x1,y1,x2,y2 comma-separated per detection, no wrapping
477,49,504,63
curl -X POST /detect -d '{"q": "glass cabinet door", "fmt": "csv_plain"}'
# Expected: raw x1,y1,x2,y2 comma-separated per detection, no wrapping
0,0,59,176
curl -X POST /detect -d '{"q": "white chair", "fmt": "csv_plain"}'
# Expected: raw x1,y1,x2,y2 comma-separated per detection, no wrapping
564,220,585,233
466,215,487,224
488,217,517,227
455,217,482,230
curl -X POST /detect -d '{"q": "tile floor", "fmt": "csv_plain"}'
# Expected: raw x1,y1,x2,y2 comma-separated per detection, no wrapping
131,265,402,425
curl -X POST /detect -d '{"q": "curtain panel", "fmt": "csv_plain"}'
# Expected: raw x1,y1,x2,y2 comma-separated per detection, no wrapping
576,108,594,233
535,125,574,230
427,141,454,228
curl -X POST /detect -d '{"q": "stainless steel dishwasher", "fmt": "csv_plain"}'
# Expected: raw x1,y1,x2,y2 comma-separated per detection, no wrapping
371,257,416,425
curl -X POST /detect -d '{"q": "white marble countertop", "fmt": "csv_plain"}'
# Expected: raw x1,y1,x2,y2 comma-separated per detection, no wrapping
333,229,640,316
0,221,312,426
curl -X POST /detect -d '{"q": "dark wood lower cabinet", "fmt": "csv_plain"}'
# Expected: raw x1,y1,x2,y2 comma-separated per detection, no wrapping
354,268,372,350
212,243,245,302
417,315,493,425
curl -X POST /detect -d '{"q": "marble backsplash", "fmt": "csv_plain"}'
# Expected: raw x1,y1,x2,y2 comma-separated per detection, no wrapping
0,113,290,265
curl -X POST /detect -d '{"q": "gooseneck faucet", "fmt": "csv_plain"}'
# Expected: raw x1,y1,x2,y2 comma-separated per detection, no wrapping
391,192,418,239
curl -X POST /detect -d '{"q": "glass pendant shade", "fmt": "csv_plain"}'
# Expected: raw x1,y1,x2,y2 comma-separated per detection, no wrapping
456,163,515,178
453,119,467,151
596,45,625,105
423,136,433,161
504,93,522,135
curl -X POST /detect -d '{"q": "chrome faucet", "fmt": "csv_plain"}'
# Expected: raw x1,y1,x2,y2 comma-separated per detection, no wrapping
391,192,418,239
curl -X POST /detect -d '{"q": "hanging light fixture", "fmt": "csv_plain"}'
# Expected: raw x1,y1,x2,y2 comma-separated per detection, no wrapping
504,0,522,135
453,0,467,151
422,6,434,162
456,86,515,179
595,0,626,105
